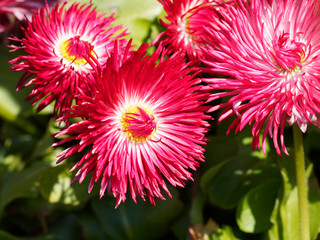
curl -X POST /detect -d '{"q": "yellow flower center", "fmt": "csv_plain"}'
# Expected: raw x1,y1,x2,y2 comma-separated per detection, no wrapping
60,36,95,65
121,105,157,143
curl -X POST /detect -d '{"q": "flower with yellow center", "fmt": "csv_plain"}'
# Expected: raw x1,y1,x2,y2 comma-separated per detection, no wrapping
59,36,96,66
54,42,211,207
201,0,320,155
121,105,157,143
10,2,128,123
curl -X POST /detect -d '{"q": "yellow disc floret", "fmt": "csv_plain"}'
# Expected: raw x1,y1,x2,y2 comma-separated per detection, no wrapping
121,105,157,143
60,36,96,65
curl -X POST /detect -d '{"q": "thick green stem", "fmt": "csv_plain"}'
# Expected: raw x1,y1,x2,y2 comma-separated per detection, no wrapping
293,124,310,240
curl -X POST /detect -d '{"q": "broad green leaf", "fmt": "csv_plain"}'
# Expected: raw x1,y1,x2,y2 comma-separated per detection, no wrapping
0,46,32,122
203,135,239,169
201,134,280,209
144,190,184,238
91,188,183,240
190,190,206,225
236,179,281,233
309,179,320,240
47,214,82,240
0,230,21,240
0,162,50,212
1,121,38,163
267,155,295,240
92,198,148,240
30,120,55,160
268,187,300,240
0,230,54,240
0,230,53,240
170,210,190,240
40,164,90,208
267,155,319,240
0,154,24,172
77,212,109,240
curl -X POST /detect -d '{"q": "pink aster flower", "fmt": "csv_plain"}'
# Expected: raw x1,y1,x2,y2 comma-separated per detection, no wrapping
9,2,128,121
154,0,232,65
201,0,320,155
53,41,210,207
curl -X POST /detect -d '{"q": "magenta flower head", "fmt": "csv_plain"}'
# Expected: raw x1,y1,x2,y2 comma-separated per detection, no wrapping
201,0,320,155
154,0,232,65
53,41,210,207
9,2,128,121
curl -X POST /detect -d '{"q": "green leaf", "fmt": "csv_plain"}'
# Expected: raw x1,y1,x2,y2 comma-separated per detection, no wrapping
77,212,109,240
190,190,206,225
236,179,281,233
144,191,184,238
309,179,320,240
268,187,300,240
0,230,21,240
91,189,184,240
30,121,55,161
40,164,90,208
92,198,148,240
0,230,54,240
1,121,38,164
170,210,190,240
0,154,24,172
0,46,32,122
47,214,82,240
267,156,320,240
0,162,50,212
201,134,280,209
203,135,239,169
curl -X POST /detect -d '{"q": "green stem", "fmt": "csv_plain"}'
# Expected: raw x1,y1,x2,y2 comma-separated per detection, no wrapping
293,124,310,240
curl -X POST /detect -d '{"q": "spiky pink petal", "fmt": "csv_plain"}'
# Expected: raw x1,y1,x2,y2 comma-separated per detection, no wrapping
154,0,233,65
54,41,211,207
9,2,128,122
201,0,320,155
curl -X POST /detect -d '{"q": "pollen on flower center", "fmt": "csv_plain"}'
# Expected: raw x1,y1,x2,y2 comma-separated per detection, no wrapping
60,36,95,65
121,105,157,143
272,32,305,73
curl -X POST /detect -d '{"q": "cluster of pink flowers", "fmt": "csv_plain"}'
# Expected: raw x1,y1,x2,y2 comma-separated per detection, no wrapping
9,1,210,207
9,0,320,206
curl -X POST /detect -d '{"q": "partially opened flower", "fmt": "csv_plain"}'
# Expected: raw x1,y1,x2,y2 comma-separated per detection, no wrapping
154,0,232,65
9,2,128,121
201,0,320,155
53,41,210,207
